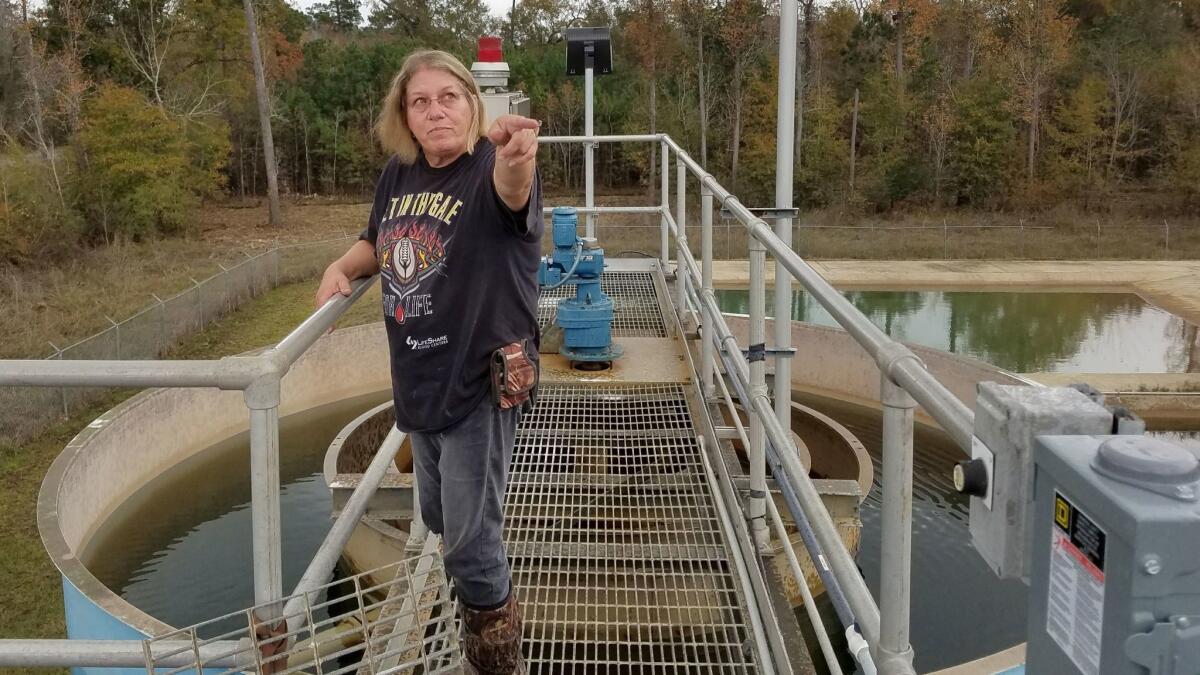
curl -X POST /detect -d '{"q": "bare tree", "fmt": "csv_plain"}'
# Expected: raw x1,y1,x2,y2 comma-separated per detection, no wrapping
794,0,813,170
242,0,282,225
1004,0,1073,181
1093,34,1146,180
120,0,175,108
676,0,711,167
719,0,765,191
18,34,69,214
1,0,23,131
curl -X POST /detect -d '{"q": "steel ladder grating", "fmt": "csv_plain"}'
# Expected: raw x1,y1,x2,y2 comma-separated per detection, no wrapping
537,271,667,338
506,383,760,673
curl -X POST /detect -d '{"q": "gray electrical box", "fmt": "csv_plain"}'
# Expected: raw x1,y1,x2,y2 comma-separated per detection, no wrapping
971,383,1112,580
480,92,530,125
1028,435,1200,675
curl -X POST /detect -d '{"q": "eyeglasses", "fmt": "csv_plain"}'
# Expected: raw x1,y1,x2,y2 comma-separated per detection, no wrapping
405,90,466,113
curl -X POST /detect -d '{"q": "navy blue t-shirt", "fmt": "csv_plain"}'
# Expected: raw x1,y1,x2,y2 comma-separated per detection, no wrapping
361,137,543,433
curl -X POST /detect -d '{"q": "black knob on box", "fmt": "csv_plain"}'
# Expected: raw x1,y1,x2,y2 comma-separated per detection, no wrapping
954,458,989,497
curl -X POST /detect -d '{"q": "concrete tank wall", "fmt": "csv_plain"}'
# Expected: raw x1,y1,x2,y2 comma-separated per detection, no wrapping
38,322,392,643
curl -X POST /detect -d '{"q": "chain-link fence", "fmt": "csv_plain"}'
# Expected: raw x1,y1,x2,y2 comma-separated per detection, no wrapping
1,235,356,446
566,202,1194,261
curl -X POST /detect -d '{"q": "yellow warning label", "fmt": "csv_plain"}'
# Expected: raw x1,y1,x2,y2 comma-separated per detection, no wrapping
1055,496,1071,530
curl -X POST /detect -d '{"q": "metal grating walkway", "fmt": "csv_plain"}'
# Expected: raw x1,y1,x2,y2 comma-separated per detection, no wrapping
537,271,667,338
506,383,761,673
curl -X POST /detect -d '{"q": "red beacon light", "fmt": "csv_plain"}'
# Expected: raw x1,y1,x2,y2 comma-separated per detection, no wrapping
471,36,511,91
477,36,504,63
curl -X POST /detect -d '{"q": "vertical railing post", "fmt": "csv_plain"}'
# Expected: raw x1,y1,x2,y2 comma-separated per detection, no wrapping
49,341,67,417
584,68,595,239
152,294,166,356
661,141,670,270
676,156,688,317
701,185,715,397
774,0,798,435
106,316,121,360
747,234,771,549
247,391,284,625
877,374,917,674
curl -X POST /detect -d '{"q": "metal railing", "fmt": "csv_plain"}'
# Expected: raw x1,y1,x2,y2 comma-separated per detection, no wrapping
1,133,979,674
540,132,985,675
0,276,396,667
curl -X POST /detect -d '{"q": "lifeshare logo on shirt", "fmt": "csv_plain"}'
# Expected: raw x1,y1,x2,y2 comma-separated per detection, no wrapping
406,334,449,351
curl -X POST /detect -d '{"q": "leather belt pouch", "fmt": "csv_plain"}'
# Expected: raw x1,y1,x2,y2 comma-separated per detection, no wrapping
491,341,538,410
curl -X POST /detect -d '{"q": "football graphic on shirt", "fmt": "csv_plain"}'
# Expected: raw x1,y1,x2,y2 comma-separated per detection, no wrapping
393,237,417,283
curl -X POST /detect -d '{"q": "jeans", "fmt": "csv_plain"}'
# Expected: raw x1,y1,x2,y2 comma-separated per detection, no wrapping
409,395,519,609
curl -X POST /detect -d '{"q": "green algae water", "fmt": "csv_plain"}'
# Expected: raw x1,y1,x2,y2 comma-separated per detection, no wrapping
82,391,389,633
717,289,1199,373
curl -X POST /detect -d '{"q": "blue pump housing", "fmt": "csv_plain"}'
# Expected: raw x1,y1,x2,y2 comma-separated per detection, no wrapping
537,207,623,362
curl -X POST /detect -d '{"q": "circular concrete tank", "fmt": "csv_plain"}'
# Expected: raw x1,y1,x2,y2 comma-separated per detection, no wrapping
36,316,1032,673
37,323,392,653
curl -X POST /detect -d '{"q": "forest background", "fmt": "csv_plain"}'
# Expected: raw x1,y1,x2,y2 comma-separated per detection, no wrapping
2,0,1200,263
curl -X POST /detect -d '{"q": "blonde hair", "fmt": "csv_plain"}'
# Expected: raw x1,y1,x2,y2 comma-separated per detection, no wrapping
376,50,488,164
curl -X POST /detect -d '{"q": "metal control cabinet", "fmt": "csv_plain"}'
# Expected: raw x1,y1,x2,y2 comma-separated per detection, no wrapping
480,91,531,125
972,383,1113,581
1028,435,1200,675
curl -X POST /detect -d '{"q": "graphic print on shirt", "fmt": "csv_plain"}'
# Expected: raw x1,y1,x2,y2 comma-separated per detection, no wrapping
375,190,465,325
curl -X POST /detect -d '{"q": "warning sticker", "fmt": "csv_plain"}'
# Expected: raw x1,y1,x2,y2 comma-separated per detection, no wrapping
1046,491,1106,675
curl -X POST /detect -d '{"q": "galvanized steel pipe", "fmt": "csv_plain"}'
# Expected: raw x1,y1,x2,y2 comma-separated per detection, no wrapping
270,276,376,366
747,234,771,549
701,187,715,396
676,155,689,315
249,405,284,622
877,375,917,674
661,141,670,269
584,67,595,238
662,135,973,451
284,425,405,634
774,0,798,449
687,276,886,651
539,134,664,144
0,640,250,668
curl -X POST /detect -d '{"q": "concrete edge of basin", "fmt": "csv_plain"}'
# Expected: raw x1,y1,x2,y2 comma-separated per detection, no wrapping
37,322,392,642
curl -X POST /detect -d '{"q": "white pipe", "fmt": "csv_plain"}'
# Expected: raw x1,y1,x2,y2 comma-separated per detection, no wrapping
847,625,879,675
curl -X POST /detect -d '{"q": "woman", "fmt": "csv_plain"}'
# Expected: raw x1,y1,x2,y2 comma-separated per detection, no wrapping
315,49,541,674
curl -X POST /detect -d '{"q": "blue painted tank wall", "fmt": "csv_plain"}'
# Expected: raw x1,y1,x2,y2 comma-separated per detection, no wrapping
62,575,147,675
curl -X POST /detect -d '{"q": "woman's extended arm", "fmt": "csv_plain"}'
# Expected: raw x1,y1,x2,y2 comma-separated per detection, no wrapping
489,114,541,211
315,239,379,307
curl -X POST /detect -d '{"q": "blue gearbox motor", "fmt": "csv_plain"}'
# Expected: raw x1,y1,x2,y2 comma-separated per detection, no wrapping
537,206,623,363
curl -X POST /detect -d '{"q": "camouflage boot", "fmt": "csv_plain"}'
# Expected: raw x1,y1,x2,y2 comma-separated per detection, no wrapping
460,591,524,675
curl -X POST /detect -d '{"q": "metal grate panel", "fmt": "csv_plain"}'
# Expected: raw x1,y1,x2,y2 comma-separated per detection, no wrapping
507,383,760,673
538,271,667,338
142,548,460,674
146,383,760,673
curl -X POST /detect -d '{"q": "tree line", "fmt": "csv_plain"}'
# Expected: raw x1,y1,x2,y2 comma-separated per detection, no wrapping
2,0,1198,261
